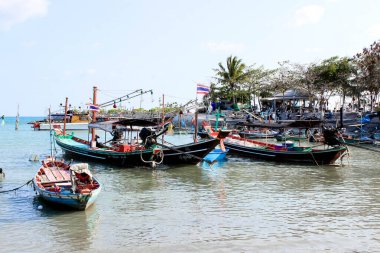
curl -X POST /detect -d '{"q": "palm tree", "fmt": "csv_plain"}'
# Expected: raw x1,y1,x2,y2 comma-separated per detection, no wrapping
214,56,250,105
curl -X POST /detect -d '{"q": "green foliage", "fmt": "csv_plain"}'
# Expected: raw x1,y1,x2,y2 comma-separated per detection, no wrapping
213,56,251,104
106,108,126,114
209,56,271,105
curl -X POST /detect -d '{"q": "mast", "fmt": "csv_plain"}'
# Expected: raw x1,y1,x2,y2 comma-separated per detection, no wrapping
15,104,19,130
161,94,165,145
63,97,68,135
162,94,165,124
91,86,98,147
49,107,53,158
193,105,198,142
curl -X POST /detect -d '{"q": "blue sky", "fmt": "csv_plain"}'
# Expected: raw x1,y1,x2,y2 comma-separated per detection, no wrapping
1,0,379,116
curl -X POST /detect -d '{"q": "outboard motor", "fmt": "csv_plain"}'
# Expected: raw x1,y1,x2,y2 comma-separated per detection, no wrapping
322,126,342,146
139,128,155,147
111,129,124,142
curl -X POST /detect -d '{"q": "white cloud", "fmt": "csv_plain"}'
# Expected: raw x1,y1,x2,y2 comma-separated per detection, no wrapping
368,23,380,37
204,41,246,53
0,0,48,30
294,5,325,26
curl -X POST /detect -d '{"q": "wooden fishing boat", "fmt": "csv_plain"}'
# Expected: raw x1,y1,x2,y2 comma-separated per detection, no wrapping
33,158,101,210
238,129,278,139
202,122,347,165
54,119,229,167
275,134,307,142
29,112,90,131
223,136,347,165
341,136,373,145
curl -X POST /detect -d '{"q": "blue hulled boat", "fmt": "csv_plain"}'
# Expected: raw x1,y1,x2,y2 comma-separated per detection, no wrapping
204,148,229,162
33,158,101,210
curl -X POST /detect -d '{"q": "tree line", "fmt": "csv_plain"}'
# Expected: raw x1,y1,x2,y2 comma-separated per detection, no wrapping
207,40,380,112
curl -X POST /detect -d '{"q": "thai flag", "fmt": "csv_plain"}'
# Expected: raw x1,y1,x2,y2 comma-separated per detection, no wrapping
89,104,100,112
196,84,210,95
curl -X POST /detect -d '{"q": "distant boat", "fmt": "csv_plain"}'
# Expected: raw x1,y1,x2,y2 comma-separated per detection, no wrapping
239,129,278,139
341,136,373,145
275,134,307,142
29,112,90,131
33,158,101,210
373,132,380,141
15,105,19,130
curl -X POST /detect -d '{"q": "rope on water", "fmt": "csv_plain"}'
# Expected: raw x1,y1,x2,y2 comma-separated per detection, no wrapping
309,150,320,167
345,143,380,153
0,179,33,194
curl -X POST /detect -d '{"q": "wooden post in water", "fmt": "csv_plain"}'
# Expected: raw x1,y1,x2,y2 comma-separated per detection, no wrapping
193,101,198,143
15,104,19,130
63,97,68,135
161,94,165,145
91,86,98,147
48,107,54,158
162,94,165,124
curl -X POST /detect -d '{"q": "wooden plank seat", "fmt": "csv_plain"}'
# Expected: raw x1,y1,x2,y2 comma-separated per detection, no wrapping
42,167,71,181
42,167,59,182
50,168,64,181
41,179,71,185
39,174,49,182
54,182,72,187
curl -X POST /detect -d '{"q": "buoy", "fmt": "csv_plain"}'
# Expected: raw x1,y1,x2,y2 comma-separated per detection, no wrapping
29,154,40,162
37,205,43,210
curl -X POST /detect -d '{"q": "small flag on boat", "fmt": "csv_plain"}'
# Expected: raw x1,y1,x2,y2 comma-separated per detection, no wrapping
89,104,100,112
196,84,210,95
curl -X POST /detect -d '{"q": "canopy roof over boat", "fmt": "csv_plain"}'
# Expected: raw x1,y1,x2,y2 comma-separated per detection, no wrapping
262,89,310,101
89,118,158,132
237,120,322,129
114,118,159,127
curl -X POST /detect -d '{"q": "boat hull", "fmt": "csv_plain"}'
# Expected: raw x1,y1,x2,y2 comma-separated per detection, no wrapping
239,132,276,139
33,178,101,211
37,122,89,130
342,138,373,145
275,135,307,142
204,148,228,162
55,136,220,166
224,142,347,165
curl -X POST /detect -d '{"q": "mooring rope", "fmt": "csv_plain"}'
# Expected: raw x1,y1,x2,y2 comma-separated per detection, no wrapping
345,143,380,153
139,135,165,168
309,150,320,167
0,179,33,194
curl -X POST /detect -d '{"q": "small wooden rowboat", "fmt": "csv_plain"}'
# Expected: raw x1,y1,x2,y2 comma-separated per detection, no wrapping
33,158,101,210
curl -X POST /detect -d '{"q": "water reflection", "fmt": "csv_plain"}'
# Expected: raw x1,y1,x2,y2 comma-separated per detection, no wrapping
32,196,100,252
2,122,380,251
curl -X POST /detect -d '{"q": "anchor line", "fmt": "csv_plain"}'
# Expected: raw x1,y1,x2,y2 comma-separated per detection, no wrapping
0,179,33,194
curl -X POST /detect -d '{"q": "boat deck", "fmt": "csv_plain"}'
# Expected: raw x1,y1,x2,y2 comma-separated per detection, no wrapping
58,138,89,149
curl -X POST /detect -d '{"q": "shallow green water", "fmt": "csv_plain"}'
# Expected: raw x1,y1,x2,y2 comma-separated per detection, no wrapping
1,118,380,252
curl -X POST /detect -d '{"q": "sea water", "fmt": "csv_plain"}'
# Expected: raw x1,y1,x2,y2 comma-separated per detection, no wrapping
1,117,380,252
